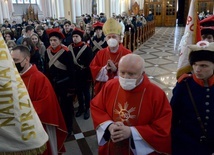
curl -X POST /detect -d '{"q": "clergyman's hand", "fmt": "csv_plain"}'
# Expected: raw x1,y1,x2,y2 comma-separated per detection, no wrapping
110,125,131,143
106,60,117,72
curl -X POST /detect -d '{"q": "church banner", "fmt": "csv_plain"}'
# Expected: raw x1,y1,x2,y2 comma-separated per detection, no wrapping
176,0,201,79
0,33,48,154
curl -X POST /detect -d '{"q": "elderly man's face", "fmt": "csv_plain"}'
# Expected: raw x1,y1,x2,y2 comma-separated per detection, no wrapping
192,61,214,81
105,34,120,48
118,60,143,85
105,34,120,42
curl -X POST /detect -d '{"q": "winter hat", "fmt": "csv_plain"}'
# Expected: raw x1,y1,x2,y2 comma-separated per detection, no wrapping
72,28,84,38
46,28,65,39
188,41,214,65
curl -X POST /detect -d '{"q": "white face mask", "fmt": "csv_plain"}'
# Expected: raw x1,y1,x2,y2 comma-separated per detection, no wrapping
107,38,118,48
119,76,137,90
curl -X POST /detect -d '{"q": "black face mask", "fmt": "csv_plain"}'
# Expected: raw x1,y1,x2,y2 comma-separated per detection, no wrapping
15,62,24,72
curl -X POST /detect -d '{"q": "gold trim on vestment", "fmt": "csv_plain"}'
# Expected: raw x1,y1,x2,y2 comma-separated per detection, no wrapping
0,143,46,155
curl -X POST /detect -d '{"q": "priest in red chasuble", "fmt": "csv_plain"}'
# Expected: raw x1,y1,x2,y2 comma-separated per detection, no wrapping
90,18,131,96
91,54,172,155
11,45,67,155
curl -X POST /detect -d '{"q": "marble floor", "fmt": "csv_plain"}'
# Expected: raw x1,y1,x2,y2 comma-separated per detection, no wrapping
63,26,185,155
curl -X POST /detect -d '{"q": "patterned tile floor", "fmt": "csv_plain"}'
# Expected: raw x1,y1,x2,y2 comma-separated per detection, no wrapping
63,26,185,155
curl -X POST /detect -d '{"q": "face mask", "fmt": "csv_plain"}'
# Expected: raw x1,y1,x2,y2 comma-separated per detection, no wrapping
15,57,26,73
15,62,24,72
119,76,137,90
107,38,118,48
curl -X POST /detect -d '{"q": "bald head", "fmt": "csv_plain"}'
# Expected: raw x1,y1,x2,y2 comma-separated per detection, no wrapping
119,54,145,75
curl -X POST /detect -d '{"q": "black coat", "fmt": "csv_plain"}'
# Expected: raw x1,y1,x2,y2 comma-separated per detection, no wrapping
171,75,214,155
69,42,93,88
45,46,75,90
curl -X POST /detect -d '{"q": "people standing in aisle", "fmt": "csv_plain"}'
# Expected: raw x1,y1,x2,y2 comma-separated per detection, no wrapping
62,20,74,46
68,28,93,120
30,33,46,60
91,54,172,155
45,28,75,136
16,25,34,45
171,41,214,155
35,25,50,48
22,37,45,73
83,24,93,45
11,45,67,155
90,18,131,96
91,21,108,57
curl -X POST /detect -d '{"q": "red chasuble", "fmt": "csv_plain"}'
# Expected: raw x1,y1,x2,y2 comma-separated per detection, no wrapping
90,44,131,95
21,65,67,155
91,75,172,155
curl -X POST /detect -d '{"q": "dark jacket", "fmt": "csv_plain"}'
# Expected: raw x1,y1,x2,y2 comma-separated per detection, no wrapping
171,74,214,155
62,29,73,46
68,42,93,88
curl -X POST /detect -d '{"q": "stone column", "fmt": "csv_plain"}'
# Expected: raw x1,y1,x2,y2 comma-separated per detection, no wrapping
71,0,76,23
81,0,92,15
63,0,72,21
38,0,46,18
42,0,52,17
97,0,105,14
51,0,57,18
7,0,14,16
37,0,41,10
5,1,10,19
104,0,111,18
1,0,10,20
120,0,126,13
111,0,120,15
0,0,3,24
56,0,64,19
75,0,81,16
1,0,10,19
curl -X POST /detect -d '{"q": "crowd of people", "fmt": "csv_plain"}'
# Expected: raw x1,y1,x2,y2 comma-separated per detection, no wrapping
0,10,214,154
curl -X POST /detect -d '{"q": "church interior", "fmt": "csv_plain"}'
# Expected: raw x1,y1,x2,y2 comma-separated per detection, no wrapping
0,0,213,154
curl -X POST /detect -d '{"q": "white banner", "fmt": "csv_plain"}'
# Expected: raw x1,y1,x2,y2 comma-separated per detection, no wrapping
177,0,197,78
0,33,48,154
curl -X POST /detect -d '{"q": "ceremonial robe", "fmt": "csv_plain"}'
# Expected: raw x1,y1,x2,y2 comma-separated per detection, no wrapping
90,44,131,95
91,75,172,155
21,65,67,155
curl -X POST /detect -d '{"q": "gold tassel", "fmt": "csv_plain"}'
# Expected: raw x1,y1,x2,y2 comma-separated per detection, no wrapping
0,143,46,155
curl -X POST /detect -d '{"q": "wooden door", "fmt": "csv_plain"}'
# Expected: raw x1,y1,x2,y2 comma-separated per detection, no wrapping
164,0,177,26
145,1,163,26
198,0,214,15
